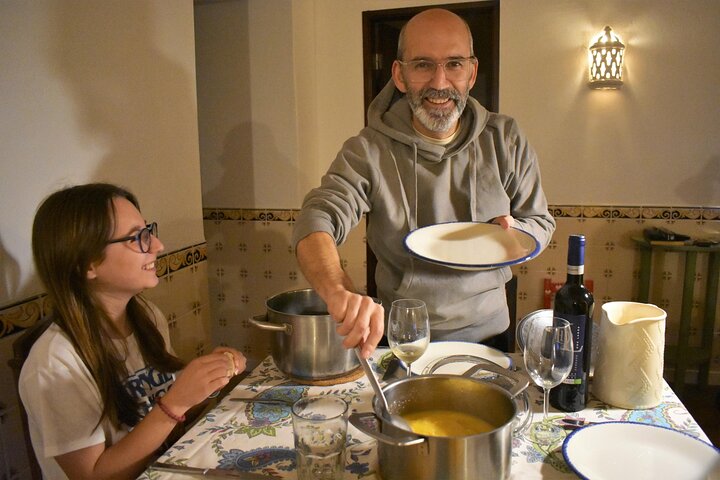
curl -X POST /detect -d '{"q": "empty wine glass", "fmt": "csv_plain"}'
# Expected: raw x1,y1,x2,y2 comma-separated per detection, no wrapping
387,299,430,377
523,316,574,446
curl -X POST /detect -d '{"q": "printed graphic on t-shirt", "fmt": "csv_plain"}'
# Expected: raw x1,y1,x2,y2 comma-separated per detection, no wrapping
124,366,175,417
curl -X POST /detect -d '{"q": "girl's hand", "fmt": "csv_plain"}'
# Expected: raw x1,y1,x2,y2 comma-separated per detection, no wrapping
161,347,246,415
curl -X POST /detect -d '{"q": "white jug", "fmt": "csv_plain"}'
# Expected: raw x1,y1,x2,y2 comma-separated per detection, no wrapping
593,301,667,409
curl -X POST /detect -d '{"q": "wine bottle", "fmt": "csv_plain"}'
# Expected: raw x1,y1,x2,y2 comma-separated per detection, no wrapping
549,234,595,412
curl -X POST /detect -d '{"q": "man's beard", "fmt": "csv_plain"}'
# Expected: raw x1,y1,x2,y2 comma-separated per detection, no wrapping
405,85,469,133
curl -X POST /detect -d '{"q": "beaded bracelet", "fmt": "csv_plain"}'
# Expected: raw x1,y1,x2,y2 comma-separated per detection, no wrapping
155,397,186,423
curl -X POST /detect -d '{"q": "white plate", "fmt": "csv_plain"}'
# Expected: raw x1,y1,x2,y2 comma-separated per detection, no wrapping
404,222,541,271
411,341,512,375
563,422,720,480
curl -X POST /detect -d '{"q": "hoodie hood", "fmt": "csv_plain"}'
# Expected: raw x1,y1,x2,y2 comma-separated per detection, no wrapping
367,80,490,163
366,80,492,229
293,78,555,336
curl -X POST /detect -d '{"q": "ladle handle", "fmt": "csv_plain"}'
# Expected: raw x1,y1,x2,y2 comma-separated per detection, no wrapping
349,412,425,447
354,348,390,413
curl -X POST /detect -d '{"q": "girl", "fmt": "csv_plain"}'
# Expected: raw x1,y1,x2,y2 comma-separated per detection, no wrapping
20,183,246,479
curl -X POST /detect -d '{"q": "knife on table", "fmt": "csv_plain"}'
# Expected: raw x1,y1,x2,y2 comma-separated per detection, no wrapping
150,462,270,479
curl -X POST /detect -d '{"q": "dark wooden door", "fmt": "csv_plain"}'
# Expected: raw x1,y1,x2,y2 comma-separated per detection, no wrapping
361,1,500,296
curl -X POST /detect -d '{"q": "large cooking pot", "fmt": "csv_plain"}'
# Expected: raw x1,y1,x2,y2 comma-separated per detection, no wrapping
249,288,359,380
350,361,529,480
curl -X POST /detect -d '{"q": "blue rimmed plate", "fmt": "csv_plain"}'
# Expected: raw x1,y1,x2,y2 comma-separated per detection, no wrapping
563,421,720,480
404,222,541,271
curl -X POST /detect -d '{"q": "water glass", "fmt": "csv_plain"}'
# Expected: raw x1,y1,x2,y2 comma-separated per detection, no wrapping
523,316,573,446
292,395,348,480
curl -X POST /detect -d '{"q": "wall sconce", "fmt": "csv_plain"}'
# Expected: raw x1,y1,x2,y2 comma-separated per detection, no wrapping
588,26,625,89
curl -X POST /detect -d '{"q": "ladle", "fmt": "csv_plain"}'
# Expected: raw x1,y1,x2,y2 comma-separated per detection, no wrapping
354,348,412,431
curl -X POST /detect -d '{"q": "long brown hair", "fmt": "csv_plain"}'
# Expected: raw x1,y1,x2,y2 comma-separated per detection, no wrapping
32,183,184,427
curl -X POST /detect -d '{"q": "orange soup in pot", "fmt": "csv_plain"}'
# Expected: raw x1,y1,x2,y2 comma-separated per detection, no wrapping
402,410,495,437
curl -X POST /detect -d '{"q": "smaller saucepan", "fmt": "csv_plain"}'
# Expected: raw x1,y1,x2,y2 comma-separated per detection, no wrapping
249,289,359,380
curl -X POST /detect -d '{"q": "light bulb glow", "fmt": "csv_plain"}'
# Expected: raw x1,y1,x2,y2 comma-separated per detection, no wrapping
588,26,625,89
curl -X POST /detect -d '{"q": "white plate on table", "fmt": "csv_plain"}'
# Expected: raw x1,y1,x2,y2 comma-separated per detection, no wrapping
404,222,541,271
563,421,720,480
411,341,512,375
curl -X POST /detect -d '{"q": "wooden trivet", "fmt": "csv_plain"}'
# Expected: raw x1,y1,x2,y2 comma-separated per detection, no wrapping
288,366,365,386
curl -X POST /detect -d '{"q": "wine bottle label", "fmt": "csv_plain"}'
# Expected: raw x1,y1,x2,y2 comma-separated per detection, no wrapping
560,313,588,385
567,264,584,275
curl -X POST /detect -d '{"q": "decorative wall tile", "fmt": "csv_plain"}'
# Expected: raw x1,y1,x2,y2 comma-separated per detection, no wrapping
549,206,582,218
702,208,720,221
0,295,50,337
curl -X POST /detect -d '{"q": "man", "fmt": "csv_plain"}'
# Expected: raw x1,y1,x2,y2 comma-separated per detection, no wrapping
292,8,555,358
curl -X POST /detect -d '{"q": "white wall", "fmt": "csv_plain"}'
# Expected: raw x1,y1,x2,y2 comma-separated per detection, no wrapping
301,0,720,208
0,1,204,307
196,0,299,208
198,0,719,211
499,0,720,206
196,0,450,209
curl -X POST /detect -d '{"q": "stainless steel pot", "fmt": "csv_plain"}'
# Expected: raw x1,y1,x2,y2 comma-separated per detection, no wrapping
350,362,529,480
249,288,359,380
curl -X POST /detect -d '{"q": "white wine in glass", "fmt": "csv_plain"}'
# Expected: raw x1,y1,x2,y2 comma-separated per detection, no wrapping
388,299,430,377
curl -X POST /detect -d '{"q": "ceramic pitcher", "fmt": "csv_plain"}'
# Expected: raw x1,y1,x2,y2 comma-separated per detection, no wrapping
593,301,667,409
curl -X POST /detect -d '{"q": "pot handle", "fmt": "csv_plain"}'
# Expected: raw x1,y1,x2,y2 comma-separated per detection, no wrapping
349,412,425,448
459,359,530,399
248,314,293,335
455,359,532,434
512,391,532,435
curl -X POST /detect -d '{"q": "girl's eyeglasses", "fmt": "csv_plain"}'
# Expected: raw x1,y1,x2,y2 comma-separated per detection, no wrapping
107,222,158,253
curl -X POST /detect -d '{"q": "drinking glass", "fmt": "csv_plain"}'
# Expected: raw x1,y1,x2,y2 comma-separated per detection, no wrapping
523,316,574,446
387,299,430,377
292,395,348,480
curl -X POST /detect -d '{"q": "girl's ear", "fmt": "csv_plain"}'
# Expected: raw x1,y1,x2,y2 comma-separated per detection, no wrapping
87,263,98,280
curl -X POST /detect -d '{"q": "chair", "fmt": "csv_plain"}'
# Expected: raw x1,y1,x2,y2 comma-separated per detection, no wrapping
7,317,52,480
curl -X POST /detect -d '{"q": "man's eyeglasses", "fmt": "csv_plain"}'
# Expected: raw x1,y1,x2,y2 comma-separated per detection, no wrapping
107,222,158,253
397,56,477,83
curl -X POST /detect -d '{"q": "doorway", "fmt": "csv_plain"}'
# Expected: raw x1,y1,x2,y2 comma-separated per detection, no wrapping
361,1,500,296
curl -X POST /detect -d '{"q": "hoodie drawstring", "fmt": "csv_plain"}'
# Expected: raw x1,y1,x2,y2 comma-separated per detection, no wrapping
413,143,419,230
469,144,478,222
390,143,418,232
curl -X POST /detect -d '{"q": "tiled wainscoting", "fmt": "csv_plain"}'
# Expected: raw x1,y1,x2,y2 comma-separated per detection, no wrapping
202,206,720,379
202,209,367,369
0,243,211,479
0,205,718,478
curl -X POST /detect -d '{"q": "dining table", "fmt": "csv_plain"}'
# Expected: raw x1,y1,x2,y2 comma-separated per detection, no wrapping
138,347,715,479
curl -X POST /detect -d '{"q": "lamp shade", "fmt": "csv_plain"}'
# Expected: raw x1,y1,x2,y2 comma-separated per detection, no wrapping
588,26,625,89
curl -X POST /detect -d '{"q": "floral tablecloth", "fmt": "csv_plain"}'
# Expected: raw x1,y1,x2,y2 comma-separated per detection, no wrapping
139,349,712,479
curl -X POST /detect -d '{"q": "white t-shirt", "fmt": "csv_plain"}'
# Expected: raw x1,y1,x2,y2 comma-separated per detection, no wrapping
18,301,176,480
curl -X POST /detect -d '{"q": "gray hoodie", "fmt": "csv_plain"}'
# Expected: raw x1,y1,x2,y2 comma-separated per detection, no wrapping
293,80,555,338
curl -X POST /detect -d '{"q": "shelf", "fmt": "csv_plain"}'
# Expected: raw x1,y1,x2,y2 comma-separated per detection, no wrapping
633,237,719,398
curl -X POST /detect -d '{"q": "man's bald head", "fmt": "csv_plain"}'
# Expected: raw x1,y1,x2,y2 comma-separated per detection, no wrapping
396,9,474,61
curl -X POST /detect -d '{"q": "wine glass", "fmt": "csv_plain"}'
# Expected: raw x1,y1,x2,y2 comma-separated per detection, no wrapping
387,299,430,377
523,316,574,446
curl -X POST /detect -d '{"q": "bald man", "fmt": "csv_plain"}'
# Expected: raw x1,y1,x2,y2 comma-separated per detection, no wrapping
293,9,555,358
